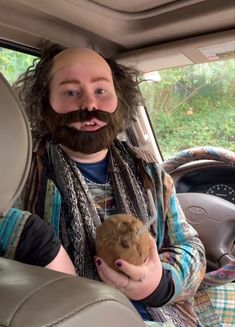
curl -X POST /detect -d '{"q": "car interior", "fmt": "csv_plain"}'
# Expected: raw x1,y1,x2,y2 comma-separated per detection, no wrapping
0,0,234,326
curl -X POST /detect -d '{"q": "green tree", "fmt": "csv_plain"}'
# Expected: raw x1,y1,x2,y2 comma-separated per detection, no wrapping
0,47,37,85
140,59,235,159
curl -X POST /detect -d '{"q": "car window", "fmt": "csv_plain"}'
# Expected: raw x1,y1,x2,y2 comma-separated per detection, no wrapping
0,47,37,85
1,46,234,162
140,58,235,159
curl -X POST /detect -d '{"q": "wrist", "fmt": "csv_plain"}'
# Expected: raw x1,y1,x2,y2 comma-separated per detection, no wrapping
142,268,175,307
130,264,163,301
143,263,163,299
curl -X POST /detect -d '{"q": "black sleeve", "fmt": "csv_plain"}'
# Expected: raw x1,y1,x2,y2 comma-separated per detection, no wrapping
15,215,61,267
142,268,175,307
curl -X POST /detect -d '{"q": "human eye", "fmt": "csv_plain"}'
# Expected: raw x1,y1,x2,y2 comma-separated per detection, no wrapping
95,88,107,95
65,90,80,97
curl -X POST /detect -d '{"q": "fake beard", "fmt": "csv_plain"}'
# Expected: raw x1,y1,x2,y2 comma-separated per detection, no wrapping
44,106,124,154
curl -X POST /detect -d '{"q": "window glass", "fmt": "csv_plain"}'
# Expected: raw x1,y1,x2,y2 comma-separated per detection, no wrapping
0,47,37,85
140,59,235,159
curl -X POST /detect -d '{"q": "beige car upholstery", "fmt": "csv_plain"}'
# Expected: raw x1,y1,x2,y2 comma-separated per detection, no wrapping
0,73,32,217
0,258,145,327
0,73,145,327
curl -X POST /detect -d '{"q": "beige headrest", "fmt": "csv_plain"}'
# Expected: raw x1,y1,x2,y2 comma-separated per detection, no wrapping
0,73,32,215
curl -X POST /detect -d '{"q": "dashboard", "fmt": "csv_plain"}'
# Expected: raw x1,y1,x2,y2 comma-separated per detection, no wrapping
174,166,235,204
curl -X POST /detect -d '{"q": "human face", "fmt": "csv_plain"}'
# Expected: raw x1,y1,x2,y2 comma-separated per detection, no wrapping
49,51,118,121
46,49,123,154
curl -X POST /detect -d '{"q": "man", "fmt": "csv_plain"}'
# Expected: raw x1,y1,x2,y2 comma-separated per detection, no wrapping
2,44,206,326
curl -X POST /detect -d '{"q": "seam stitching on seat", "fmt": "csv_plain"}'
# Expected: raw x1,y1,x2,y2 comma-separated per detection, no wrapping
8,275,72,326
43,298,126,327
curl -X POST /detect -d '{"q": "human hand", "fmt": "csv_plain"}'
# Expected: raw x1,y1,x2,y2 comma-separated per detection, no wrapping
95,237,162,300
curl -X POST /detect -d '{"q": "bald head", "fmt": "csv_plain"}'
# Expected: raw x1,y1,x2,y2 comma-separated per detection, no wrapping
50,48,112,78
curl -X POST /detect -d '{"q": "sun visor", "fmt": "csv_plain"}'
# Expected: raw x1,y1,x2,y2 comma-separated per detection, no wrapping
0,73,32,215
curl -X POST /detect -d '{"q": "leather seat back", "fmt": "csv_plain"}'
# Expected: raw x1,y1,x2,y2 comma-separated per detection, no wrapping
0,73,32,215
0,258,145,327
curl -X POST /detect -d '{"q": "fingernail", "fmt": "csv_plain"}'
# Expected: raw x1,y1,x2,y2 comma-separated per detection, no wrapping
116,261,122,268
96,259,102,266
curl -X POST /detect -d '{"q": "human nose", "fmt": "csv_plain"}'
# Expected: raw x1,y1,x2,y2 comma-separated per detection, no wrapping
80,91,97,111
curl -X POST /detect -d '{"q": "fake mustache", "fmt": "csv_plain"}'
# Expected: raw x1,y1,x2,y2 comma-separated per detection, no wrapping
51,108,114,126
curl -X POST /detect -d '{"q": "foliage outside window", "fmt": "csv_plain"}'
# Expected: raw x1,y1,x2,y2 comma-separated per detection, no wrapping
0,47,37,85
140,59,235,159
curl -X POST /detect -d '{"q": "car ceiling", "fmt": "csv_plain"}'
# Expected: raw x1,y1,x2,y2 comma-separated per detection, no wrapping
0,0,234,71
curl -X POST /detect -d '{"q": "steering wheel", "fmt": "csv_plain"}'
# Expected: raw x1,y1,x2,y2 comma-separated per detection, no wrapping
162,146,235,275
162,146,235,174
